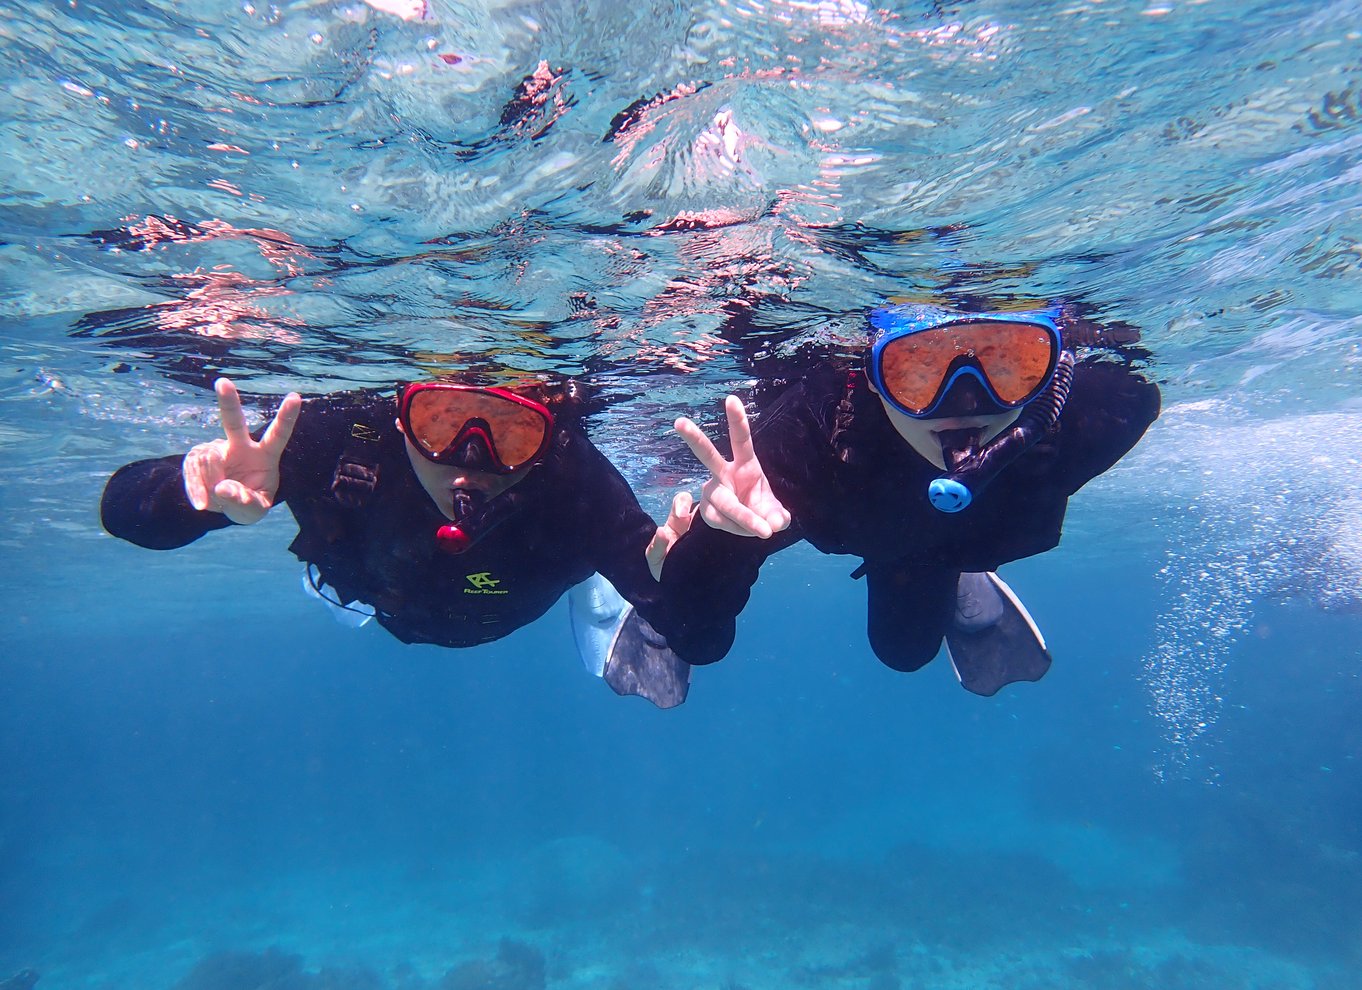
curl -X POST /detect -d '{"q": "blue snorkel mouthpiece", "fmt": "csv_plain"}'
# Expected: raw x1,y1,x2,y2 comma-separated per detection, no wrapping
927,351,1076,513
929,478,973,512
929,427,984,512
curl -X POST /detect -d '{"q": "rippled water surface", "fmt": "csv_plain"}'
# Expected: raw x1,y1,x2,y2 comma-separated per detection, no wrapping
2,1,1361,988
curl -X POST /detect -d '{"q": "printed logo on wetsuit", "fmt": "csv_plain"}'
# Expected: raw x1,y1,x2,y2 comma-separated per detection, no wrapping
464,571,509,595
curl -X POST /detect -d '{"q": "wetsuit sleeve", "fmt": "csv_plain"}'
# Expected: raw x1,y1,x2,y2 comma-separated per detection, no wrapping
655,519,799,663
99,397,326,550
100,454,235,549
1053,360,1162,496
566,434,741,665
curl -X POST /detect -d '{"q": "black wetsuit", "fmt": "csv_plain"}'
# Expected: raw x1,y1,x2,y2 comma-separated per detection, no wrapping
101,392,719,661
659,358,1161,670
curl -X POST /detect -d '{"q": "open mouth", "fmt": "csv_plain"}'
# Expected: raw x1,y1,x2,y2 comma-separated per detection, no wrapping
933,427,984,470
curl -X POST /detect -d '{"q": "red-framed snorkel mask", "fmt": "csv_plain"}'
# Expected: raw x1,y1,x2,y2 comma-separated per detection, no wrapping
396,382,555,474
866,304,1063,420
396,382,556,554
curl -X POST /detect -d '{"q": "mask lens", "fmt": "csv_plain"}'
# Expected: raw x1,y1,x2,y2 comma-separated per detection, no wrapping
879,321,1056,415
405,387,551,469
878,333,953,414
962,322,1055,404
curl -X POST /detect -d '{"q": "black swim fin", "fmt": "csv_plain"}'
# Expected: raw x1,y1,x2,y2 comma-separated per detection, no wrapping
944,571,1051,697
568,574,690,709
601,606,691,709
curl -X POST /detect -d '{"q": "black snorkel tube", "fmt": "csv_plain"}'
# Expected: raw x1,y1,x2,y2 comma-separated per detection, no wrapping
431,432,532,554
927,350,1075,513
435,486,530,554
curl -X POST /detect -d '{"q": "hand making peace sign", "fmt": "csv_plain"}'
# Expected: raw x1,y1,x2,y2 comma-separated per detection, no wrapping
674,395,791,539
182,377,302,525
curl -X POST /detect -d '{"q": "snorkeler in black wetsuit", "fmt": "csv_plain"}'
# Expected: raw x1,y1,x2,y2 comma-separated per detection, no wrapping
655,304,1161,695
101,378,720,707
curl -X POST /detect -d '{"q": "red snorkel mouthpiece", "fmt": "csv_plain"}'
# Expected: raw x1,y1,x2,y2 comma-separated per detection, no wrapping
435,488,481,554
435,524,472,554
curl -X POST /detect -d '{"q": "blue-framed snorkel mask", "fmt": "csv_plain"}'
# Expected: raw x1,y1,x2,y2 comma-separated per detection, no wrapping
863,303,1075,513
866,304,1064,420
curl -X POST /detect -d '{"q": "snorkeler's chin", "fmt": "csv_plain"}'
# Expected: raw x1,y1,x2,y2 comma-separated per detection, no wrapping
902,414,1020,470
875,391,1021,470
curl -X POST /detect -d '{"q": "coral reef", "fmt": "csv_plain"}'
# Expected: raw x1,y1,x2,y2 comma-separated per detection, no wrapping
163,937,548,990
1061,948,1239,990
439,939,546,990
171,948,385,990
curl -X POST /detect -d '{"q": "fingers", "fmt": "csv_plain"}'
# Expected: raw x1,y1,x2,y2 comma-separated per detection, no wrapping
184,446,207,511
674,416,730,479
703,481,774,539
724,395,758,466
751,490,792,533
644,529,671,582
214,479,271,525
260,392,302,457
215,378,251,445
667,490,695,534
675,416,726,476
646,491,698,582
183,441,226,511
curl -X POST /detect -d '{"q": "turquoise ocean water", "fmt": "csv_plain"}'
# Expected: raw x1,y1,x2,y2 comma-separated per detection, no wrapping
2,0,1360,987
